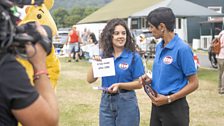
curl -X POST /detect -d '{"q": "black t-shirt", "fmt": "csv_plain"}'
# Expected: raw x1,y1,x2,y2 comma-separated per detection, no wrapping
0,54,39,125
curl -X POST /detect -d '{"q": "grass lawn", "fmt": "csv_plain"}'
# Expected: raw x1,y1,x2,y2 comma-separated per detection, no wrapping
57,58,224,126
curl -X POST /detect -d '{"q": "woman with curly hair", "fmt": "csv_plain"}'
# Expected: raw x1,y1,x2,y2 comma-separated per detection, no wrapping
87,18,145,126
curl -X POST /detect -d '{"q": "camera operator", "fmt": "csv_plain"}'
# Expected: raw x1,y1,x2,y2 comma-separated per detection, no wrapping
0,22,59,126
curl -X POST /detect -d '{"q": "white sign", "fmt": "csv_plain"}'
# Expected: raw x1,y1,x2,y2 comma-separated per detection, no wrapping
92,58,115,78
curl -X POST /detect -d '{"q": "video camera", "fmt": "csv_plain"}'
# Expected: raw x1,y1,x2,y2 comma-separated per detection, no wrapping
0,0,52,56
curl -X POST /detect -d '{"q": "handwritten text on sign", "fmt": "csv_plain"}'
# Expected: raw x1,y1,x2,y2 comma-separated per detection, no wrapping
92,58,115,78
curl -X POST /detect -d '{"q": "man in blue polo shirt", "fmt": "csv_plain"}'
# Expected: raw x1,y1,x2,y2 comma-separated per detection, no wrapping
140,7,199,126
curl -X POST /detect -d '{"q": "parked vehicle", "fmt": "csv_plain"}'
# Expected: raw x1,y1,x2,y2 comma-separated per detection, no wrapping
53,30,69,49
53,30,69,55
208,45,218,68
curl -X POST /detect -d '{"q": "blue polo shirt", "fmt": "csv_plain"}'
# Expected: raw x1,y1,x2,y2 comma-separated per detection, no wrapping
152,34,197,95
102,49,145,88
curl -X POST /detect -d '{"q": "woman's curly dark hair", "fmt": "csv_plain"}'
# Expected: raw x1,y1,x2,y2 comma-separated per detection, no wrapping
99,18,136,58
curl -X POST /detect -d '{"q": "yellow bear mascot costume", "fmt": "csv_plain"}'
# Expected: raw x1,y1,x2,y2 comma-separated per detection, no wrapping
17,0,60,89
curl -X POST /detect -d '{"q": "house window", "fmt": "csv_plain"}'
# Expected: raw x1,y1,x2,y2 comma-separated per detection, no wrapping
203,37,208,48
178,18,181,29
132,20,138,25
208,6,222,14
142,18,147,28
131,19,138,29
176,18,182,29
208,6,222,21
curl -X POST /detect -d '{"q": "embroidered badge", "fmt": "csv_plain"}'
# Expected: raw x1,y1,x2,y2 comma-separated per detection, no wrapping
163,56,173,64
119,63,129,70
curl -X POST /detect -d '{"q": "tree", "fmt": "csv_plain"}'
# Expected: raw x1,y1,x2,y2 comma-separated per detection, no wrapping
52,7,98,28
83,7,98,17
52,8,69,28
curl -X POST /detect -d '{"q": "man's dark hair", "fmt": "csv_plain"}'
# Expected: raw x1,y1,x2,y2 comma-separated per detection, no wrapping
147,7,176,32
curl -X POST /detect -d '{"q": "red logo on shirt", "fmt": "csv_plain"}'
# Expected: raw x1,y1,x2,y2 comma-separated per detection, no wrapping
119,63,129,70
163,56,173,64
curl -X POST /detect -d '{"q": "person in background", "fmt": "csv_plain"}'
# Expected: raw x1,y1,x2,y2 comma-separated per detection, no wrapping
136,34,147,58
140,7,199,126
137,34,147,50
0,23,59,126
89,32,98,45
217,30,224,94
87,32,100,60
81,28,90,45
87,18,145,126
67,25,81,62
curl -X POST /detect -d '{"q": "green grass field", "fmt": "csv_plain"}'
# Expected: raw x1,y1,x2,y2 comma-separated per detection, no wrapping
57,58,224,126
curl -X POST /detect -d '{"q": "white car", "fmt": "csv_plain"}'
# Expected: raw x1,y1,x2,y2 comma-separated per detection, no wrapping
53,30,69,48
53,30,69,55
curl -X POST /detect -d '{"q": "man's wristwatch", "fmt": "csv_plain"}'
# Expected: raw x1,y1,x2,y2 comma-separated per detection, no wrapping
167,95,172,103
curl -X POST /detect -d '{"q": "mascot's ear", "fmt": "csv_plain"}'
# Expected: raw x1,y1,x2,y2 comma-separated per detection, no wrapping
44,0,54,10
